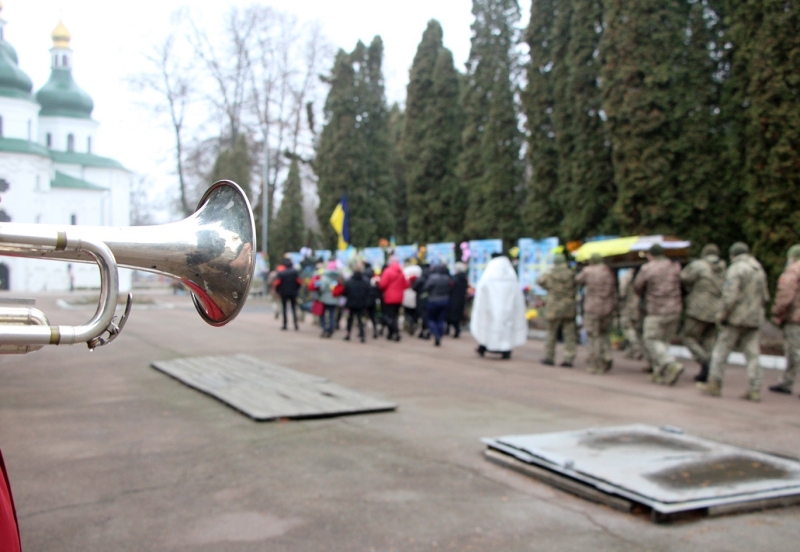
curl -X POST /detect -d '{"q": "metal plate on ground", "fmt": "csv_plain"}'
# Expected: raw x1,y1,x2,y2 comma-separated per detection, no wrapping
483,424,800,518
151,354,396,421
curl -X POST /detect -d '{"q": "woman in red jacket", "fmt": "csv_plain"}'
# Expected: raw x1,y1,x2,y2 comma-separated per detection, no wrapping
379,256,408,342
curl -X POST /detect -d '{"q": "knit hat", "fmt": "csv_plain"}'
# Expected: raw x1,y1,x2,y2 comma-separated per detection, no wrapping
553,253,567,265
729,242,749,257
649,243,665,257
788,244,800,261
701,244,720,257
590,253,603,265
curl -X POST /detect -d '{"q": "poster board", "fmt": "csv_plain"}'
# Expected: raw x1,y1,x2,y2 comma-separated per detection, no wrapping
518,237,559,295
425,242,455,273
392,244,418,265
360,247,386,269
468,239,503,285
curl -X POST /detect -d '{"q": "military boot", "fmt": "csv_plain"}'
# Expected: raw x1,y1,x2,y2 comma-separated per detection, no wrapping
664,362,685,386
693,362,709,383
540,358,555,366
697,379,722,397
740,389,761,402
768,383,792,394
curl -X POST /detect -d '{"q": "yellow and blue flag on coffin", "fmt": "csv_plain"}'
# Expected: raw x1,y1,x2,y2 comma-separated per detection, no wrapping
329,193,350,250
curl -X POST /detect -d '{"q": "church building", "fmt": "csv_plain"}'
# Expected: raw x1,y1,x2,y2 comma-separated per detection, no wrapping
0,8,132,292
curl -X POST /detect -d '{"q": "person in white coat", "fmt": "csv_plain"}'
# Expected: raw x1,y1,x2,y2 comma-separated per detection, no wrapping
471,254,528,359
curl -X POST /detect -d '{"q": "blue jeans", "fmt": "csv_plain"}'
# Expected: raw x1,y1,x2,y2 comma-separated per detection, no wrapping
320,305,337,333
426,299,450,340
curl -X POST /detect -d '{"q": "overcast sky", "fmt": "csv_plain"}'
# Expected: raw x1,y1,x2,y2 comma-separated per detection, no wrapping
4,1,529,220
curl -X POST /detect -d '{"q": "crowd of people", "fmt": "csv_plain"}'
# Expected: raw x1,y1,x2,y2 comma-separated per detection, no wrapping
263,240,800,403
542,241,800,402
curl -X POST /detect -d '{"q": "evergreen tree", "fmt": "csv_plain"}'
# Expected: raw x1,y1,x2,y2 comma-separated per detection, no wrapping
460,0,524,246
558,0,616,239
271,158,305,260
522,0,560,237
403,20,464,243
314,39,396,248
210,134,252,200
388,103,408,243
599,0,728,248
737,1,800,284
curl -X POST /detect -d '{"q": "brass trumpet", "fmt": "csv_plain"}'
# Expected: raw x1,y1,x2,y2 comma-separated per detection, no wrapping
0,180,256,354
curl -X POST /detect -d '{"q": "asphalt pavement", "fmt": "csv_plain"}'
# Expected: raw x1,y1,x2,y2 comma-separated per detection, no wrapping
1,290,799,551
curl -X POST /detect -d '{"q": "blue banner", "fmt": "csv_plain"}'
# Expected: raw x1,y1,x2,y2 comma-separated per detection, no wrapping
468,239,503,285
518,237,559,295
392,244,418,265
360,247,386,269
335,246,357,267
285,252,303,267
425,242,455,273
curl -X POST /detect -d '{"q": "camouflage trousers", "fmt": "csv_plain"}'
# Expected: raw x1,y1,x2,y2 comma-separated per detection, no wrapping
681,316,717,365
777,323,800,389
620,312,644,359
584,313,613,372
544,317,577,363
643,314,680,376
709,325,762,392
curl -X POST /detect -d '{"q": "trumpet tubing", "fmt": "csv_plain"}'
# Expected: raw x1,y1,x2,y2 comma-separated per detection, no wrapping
0,180,256,352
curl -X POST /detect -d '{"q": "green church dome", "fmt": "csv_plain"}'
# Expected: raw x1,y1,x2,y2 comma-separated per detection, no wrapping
36,68,94,119
0,40,33,99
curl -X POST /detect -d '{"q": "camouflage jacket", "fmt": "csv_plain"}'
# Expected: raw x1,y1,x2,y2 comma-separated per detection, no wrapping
537,265,577,320
575,264,617,317
633,257,682,316
719,254,770,328
771,260,800,325
618,269,642,320
680,256,726,323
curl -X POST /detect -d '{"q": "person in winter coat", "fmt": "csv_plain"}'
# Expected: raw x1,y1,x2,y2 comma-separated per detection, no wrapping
423,264,453,346
698,242,770,401
633,244,684,385
343,262,372,342
576,253,617,374
379,256,408,341
471,254,527,359
317,261,344,338
769,244,800,396
680,243,726,382
413,264,432,339
537,253,577,367
403,264,423,335
447,262,469,338
273,257,303,330
364,262,381,338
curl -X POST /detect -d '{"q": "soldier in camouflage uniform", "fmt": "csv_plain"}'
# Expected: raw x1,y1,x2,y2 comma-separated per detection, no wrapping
680,244,726,382
575,253,617,374
769,245,800,396
537,253,577,367
633,244,685,386
618,268,645,360
698,242,770,401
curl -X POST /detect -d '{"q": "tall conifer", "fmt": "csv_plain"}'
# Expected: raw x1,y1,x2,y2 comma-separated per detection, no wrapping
403,21,464,243
388,104,408,244
460,0,524,246
271,158,305,258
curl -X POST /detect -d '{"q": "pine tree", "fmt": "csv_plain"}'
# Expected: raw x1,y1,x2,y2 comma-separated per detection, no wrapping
737,1,800,284
210,134,252,200
460,0,524,247
314,39,396,248
403,20,464,243
558,0,616,239
388,104,408,244
522,0,560,237
599,0,728,248
271,158,305,259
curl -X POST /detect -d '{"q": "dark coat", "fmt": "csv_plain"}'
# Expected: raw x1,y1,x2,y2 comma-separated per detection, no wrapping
424,266,453,303
413,265,431,309
344,272,373,310
448,272,469,323
275,267,302,298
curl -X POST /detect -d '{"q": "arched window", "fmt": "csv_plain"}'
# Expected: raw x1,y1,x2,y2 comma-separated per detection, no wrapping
63,54,68,67
67,134,75,152
0,116,4,138
27,120,31,140
46,133,52,147
0,210,11,222
70,214,77,225
87,136,92,154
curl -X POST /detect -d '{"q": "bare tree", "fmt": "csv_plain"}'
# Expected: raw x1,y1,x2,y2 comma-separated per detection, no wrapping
129,32,194,216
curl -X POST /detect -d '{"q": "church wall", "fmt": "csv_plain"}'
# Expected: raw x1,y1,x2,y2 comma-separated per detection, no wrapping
0,96,39,140
38,116,98,153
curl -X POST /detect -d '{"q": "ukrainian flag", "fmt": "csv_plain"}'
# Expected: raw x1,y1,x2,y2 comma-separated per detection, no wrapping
329,193,350,250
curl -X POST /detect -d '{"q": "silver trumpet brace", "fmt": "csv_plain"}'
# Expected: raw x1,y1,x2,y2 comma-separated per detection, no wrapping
0,180,256,354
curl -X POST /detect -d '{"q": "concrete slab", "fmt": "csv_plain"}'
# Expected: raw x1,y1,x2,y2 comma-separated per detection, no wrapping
0,290,798,551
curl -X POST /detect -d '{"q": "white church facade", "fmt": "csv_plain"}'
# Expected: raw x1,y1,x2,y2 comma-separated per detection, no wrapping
0,12,132,292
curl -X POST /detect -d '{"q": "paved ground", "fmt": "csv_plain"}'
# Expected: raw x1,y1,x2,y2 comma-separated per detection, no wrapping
1,290,799,551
